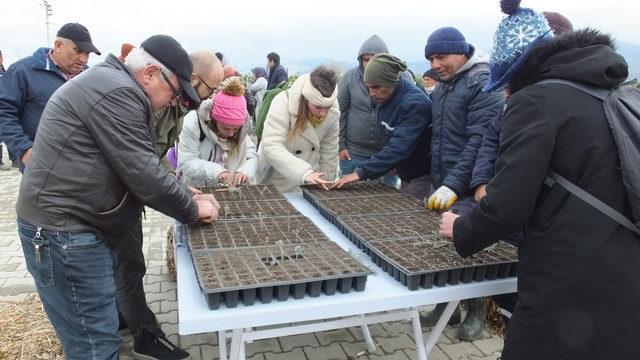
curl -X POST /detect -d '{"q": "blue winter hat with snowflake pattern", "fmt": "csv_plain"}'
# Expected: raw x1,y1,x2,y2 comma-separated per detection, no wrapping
484,0,553,92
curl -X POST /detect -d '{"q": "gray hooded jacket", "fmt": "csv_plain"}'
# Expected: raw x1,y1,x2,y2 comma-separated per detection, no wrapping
337,35,389,157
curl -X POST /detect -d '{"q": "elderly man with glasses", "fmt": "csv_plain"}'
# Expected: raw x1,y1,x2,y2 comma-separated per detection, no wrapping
110,50,224,359
16,35,220,360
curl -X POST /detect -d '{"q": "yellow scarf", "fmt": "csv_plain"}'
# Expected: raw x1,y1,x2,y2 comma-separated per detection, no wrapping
308,114,325,127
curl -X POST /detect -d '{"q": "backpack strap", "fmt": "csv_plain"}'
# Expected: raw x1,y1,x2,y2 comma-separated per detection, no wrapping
546,170,640,236
197,117,206,142
536,79,610,101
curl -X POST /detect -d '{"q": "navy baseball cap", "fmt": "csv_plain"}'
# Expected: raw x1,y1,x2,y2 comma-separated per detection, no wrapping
56,23,101,55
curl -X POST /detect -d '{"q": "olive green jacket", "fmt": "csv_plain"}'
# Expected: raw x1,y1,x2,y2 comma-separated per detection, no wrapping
154,104,188,172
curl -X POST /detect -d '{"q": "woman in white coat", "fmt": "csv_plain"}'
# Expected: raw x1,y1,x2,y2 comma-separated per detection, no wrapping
178,78,257,187
256,65,339,193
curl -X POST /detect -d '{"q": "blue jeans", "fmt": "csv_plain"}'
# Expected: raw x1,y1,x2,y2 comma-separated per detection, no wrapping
18,218,120,360
339,153,399,188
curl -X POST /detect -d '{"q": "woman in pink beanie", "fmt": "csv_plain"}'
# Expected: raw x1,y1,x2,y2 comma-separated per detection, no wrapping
177,78,257,187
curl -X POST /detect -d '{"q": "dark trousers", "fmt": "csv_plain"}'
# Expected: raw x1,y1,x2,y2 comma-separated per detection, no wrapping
114,219,163,342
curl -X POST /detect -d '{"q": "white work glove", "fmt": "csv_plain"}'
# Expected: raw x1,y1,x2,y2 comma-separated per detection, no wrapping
427,186,457,211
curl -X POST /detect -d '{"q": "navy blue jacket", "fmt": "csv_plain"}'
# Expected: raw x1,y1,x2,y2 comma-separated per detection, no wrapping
356,77,431,182
0,47,69,166
430,54,504,196
470,112,504,189
266,63,288,90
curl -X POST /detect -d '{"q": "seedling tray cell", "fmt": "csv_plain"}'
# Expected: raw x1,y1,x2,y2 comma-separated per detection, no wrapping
191,242,373,309
186,216,328,250
199,184,284,201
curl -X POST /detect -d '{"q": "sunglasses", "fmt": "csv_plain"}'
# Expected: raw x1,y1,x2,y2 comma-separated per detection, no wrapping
160,71,182,102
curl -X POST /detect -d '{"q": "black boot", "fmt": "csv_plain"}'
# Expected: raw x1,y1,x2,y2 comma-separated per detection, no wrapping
420,303,461,327
458,298,486,341
133,326,190,360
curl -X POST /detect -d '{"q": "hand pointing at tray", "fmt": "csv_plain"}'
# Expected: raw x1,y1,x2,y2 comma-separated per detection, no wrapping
194,193,220,223
330,172,361,189
439,211,460,238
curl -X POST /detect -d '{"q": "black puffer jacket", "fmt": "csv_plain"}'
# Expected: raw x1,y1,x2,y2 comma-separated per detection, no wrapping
430,49,504,196
17,55,198,246
454,30,640,359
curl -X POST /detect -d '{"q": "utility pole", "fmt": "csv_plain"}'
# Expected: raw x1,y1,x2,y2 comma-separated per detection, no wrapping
43,0,53,44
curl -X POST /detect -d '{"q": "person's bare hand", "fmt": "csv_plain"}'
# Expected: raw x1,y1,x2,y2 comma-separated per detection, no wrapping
338,149,352,161
196,199,218,223
330,172,360,189
439,211,460,238
21,148,33,165
217,171,230,184
229,172,249,187
304,172,331,190
193,193,220,212
474,184,487,202
188,186,202,195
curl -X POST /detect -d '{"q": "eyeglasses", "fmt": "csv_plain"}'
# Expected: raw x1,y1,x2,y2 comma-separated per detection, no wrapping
196,73,216,98
160,71,182,102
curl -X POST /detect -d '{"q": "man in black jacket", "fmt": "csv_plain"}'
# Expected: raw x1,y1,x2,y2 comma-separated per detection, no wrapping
266,51,288,90
16,35,219,359
440,2,640,359
421,26,505,341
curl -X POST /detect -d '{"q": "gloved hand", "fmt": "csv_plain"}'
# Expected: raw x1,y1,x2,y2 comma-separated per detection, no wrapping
427,186,457,211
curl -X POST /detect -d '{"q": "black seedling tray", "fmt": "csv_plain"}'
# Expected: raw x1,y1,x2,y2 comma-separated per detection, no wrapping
199,184,285,201
218,199,299,219
336,212,442,249
191,242,373,309
304,193,424,227
186,216,328,251
301,181,401,200
363,239,518,290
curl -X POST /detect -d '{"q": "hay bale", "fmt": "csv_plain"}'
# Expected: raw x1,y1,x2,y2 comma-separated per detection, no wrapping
0,294,64,359
166,224,176,281
485,297,507,337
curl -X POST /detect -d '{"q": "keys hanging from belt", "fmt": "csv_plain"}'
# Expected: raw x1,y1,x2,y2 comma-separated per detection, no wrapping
32,227,44,263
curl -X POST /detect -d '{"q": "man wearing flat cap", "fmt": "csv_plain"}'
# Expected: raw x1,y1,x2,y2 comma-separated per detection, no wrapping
0,23,101,172
15,34,220,359
333,53,432,199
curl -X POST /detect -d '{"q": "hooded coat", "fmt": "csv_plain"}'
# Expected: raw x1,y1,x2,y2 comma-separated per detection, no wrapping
430,48,505,196
338,35,389,157
255,74,339,193
177,99,257,187
453,30,640,359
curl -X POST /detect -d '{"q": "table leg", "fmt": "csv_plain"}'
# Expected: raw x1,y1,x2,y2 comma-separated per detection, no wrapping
218,330,228,360
229,328,244,360
410,308,427,360
359,315,377,352
423,301,460,357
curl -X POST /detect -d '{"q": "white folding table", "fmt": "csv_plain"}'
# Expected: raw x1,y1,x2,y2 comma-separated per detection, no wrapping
176,192,517,360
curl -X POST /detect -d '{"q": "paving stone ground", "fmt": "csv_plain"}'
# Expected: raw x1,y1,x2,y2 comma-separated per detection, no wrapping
0,156,504,359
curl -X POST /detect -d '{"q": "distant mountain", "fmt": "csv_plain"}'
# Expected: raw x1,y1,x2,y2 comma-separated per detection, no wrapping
250,42,639,81
618,41,640,81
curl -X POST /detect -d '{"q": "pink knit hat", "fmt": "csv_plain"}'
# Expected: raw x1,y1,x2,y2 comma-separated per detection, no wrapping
210,78,247,126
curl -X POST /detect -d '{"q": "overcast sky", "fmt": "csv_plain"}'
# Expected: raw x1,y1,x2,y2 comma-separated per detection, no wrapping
1,0,639,70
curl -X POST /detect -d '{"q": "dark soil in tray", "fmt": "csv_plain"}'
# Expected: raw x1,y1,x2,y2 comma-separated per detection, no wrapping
199,184,284,201
302,181,401,200
314,194,423,218
187,216,329,250
366,240,516,274
219,199,298,219
338,212,442,243
192,242,372,308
